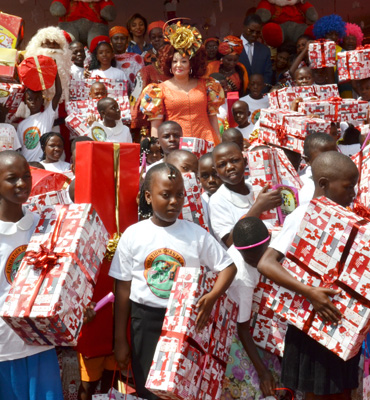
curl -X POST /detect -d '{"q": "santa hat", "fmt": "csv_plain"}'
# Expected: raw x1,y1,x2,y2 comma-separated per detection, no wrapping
62,30,75,44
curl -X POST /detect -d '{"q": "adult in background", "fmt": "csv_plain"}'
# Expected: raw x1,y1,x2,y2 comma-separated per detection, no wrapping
239,14,272,92
109,26,144,92
205,36,249,97
204,37,220,64
126,13,152,56
143,20,166,66
141,22,224,144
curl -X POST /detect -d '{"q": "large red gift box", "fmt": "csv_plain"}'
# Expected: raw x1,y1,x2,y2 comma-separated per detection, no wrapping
0,12,24,49
75,142,140,358
298,97,368,123
30,167,71,197
267,197,370,360
308,39,336,69
246,146,303,226
0,204,109,346
18,55,57,91
226,91,239,128
0,48,18,83
179,172,208,231
337,47,370,82
250,276,288,357
179,137,213,159
146,266,238,400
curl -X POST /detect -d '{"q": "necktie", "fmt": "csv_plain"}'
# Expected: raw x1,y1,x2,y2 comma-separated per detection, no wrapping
247,43,253,65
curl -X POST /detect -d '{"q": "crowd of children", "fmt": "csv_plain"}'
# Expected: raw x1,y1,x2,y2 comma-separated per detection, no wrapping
0,6,370,400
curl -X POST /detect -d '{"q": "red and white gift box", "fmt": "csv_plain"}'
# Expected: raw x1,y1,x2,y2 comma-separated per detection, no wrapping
0,82,25,121
0,48,18,83
25,190,71,214
179,172,208,231
0,12,24,49
268,85,340,110
351,144,370,208
267,197,370,360
308,40,336,69
69,78,128,101
146,266,238,400
337,47,370,82
247,146,303,226
65,113,89,137
0,204,109,346
298,97,369,123
259,108,330,153
179,137,214,159
250,276,288,357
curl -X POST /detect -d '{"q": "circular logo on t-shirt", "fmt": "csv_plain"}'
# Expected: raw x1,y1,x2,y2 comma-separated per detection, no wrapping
91,126,107,142
251,109,261,125
5,245,27,284
144,248,185,299
23,126,41,149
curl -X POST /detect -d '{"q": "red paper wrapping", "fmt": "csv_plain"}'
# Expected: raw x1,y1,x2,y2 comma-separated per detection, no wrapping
18,55,57,91
308,39,336,69
337,46,370,82
75,142,140,358
0,12,24,49
30,167,71,197
0,82,25,121
226,91,239,128
0,48,18,83
179,137,214,159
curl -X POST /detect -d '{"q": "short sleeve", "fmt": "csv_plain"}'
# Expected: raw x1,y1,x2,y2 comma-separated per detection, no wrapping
140,83,164,120
205,78,225,116
108,229,134,281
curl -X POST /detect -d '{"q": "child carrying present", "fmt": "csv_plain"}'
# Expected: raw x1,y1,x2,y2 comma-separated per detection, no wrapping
0,151,63,399
109,163,237,400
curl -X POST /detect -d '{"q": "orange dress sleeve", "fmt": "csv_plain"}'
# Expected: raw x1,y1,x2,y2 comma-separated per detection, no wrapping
140,83,164,121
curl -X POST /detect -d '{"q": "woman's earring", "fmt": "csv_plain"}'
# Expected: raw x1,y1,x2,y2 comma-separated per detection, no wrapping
170,68,173,74
190,68,193,75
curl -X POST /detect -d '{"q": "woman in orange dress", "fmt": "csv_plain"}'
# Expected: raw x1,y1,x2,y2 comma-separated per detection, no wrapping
205,36,249,97
141,22,225,144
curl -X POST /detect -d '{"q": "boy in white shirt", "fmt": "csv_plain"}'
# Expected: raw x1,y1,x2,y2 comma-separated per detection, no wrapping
70,41,86,80
89,97,132,143
231,101,254,140
17,72,62,162
0,151,63,399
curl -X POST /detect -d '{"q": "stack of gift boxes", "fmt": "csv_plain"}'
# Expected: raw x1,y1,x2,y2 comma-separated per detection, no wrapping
146,266,238,400
266,196,370,360
0,204,109,346
308,39,336,69
337,46,370,82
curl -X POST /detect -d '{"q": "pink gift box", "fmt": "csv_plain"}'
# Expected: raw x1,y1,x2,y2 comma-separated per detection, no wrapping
250,276,288,357
179,137,214,159
0,204,109,346
146,266,238,399
337,47,370,82
298,98,368,123
308,40,336,69
178,172,208,231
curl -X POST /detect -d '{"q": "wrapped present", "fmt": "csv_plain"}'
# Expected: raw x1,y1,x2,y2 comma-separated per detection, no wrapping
351,144,370,208
226,91,239,128
247,146,303,226
179,172,208,231
18,55,57,91
30,167,71,197
308,39,336,69
298,97,369,123
69,79,86,101
312,84,340,100
259,108,330,153
146,266,238,400
250,276,288,357
74,142,140,358
25,190,71,213
179,137,213,159
0,204,109,346
0,82,24,116
267,257,370,360
0,48,18,83
337,47,370,82
0,12,24,49
83,78,128,99
65,113,90,137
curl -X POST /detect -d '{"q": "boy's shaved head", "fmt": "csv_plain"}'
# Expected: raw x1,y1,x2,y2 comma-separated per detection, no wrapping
213,141,242,158
166,149,198,174
222,128,244,151
312,151,357,183
0,150,27,170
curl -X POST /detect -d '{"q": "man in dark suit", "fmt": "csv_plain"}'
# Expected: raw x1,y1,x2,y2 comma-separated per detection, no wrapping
239,14,272,92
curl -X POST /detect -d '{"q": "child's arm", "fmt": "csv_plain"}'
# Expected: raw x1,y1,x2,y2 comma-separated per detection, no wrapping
52,71,62,111
114,279,132,369
258,248,342,323
289,41,311,78
237,320,275,397
150,119,163,138
196,263,237,330
246,185,282,220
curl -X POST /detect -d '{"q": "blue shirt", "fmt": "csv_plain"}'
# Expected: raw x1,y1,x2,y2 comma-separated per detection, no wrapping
127,41,153,55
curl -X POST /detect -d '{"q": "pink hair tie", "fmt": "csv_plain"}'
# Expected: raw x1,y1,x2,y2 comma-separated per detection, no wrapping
234,235,270,250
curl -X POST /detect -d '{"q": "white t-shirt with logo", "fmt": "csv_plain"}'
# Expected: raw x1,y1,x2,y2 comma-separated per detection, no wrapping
227,245,260,323
17,103,56,162
239,94,270,125
89,120,132,143
237,124,255,140
0,208,53,362
109,218,233,308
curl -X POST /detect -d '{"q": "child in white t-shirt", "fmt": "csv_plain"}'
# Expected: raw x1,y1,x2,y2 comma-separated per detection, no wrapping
209,142,281,247
69,41,86,80
40,132,71,173
0,104,21,151
231,100,254,140
89,97,132,143
258,151,361,398
109,163,236,400
226,216,277,398
17,72,62,162
0,151,63,399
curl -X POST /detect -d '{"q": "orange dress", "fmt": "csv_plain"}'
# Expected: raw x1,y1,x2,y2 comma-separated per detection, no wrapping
141,78,224,143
